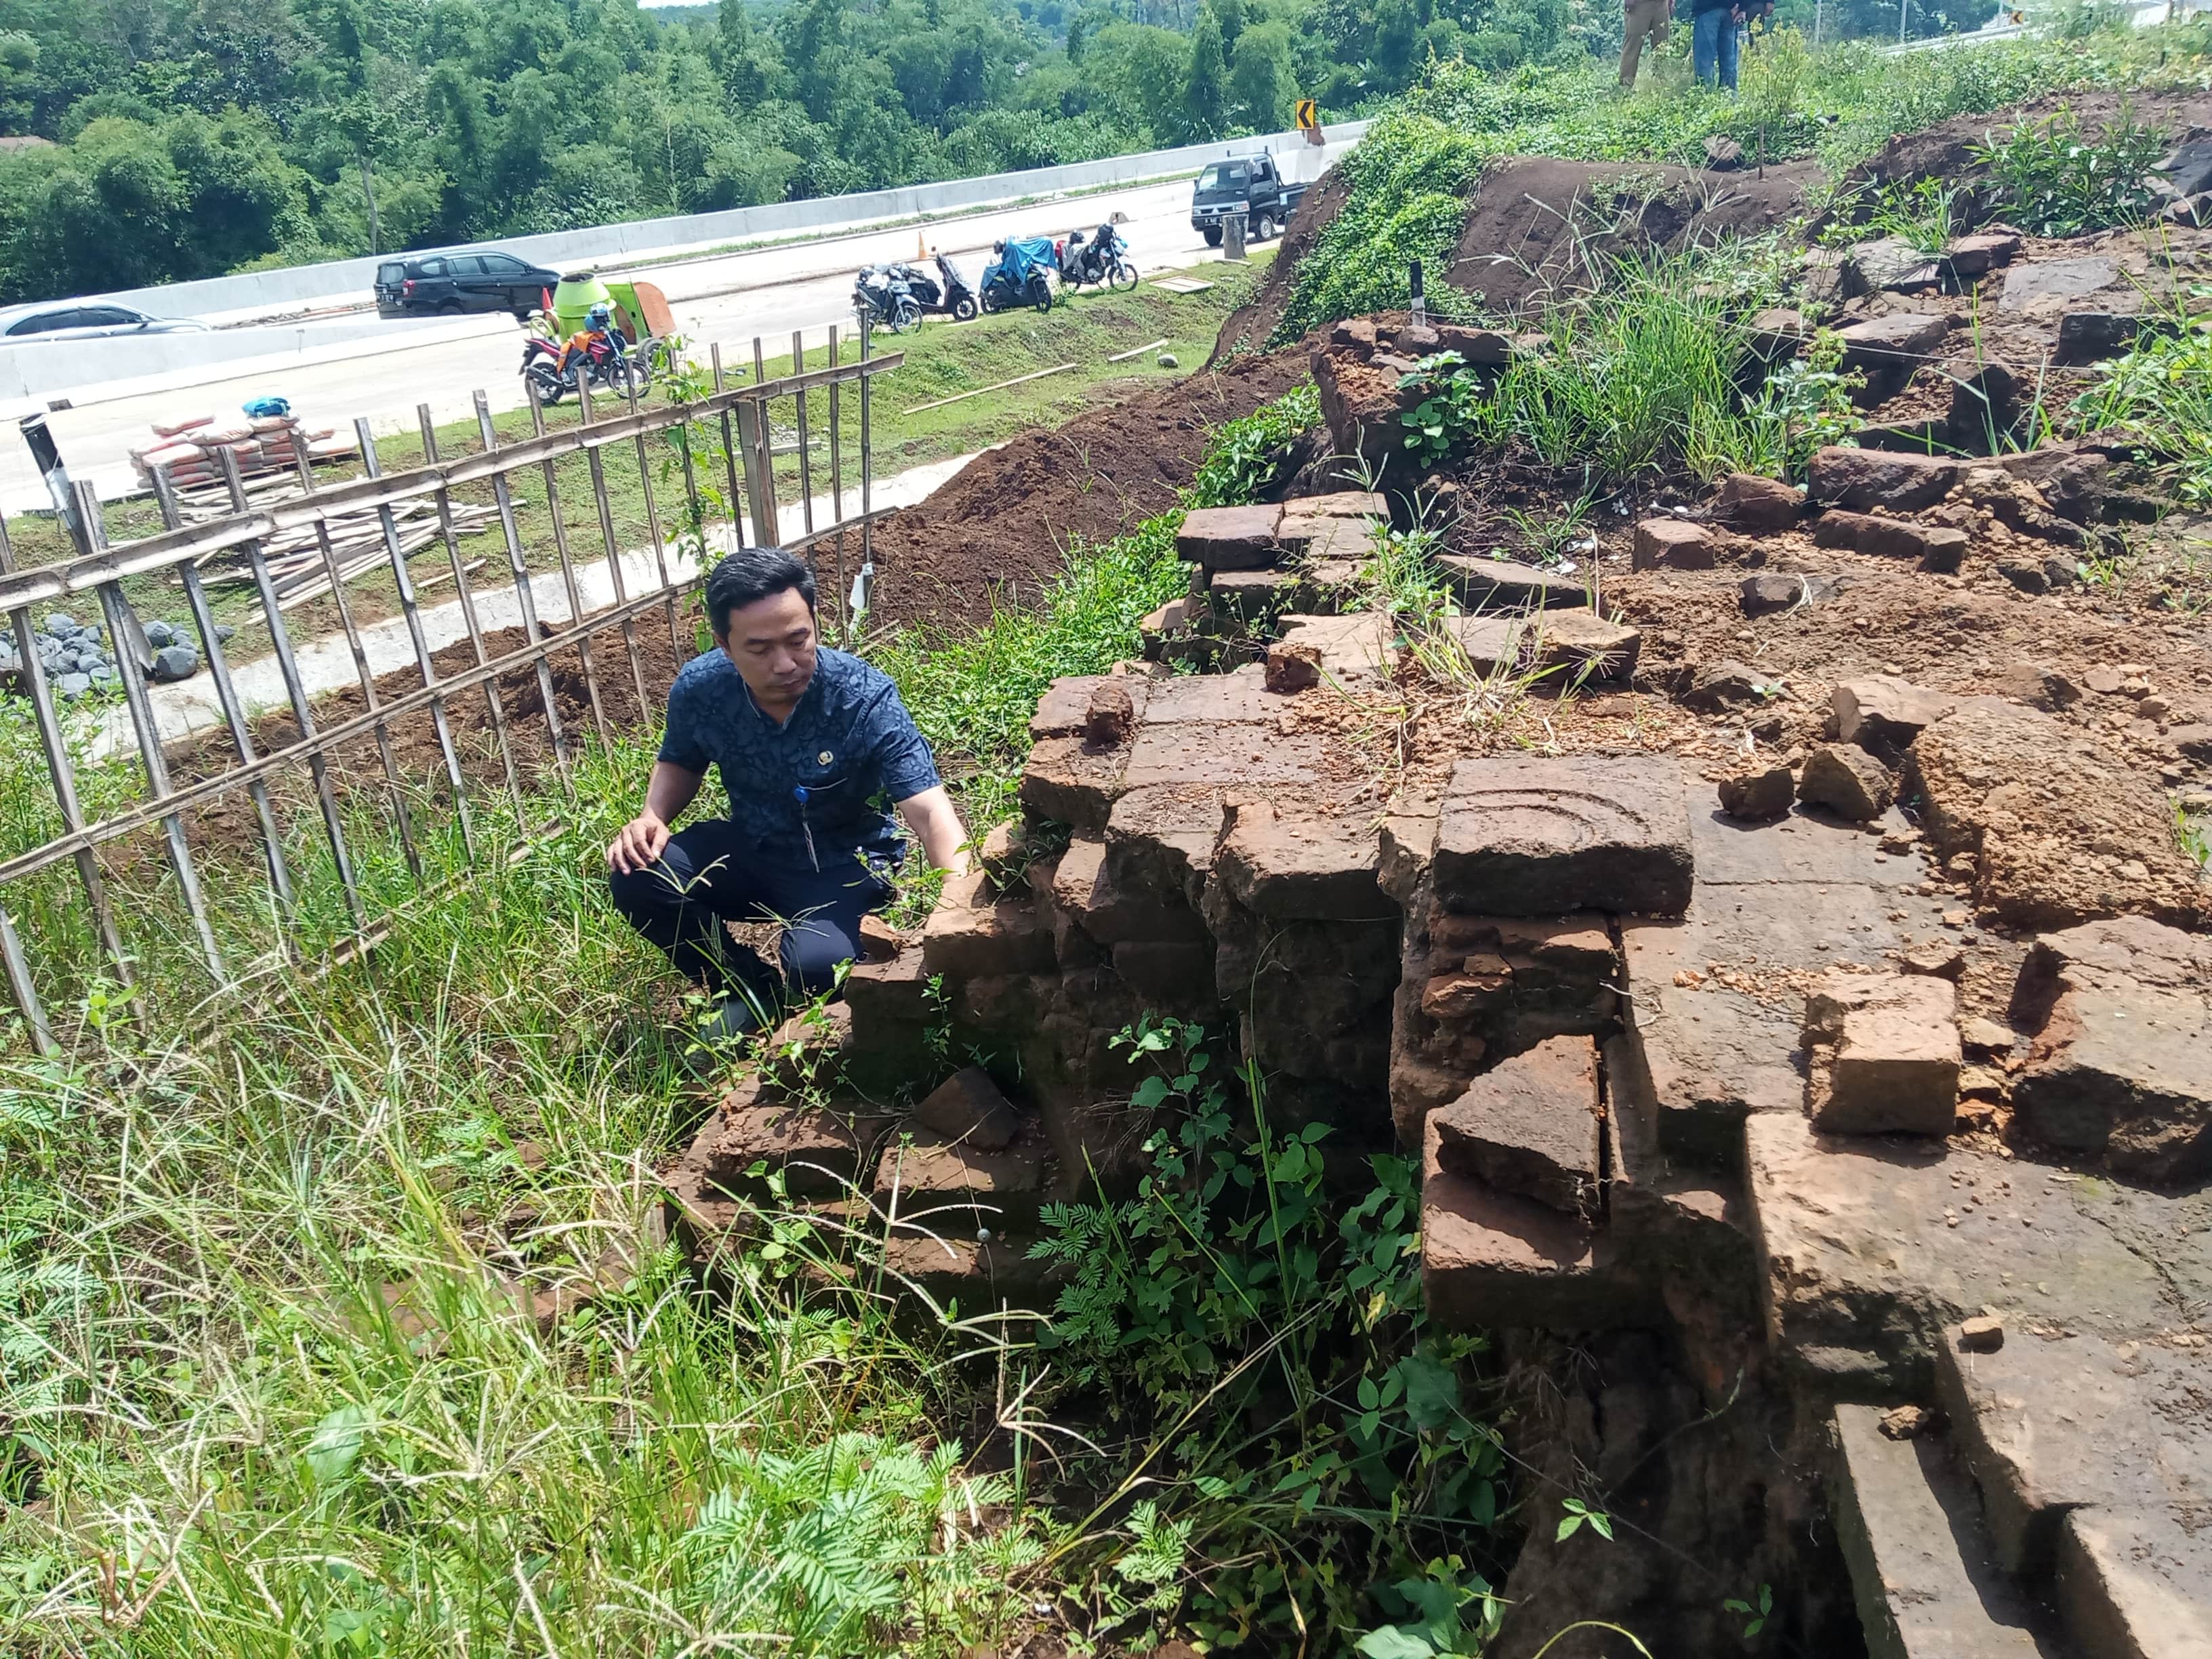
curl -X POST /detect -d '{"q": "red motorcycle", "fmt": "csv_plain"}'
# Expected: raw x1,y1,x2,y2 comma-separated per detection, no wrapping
520,323,643,406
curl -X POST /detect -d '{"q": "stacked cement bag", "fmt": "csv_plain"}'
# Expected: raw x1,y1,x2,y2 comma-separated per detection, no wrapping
131,413,352,491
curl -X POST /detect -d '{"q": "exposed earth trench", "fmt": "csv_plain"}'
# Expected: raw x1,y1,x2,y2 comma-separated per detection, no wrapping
28,91,2212,1658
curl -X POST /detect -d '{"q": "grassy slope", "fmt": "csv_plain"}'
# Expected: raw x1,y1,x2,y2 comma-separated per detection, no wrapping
0,482,1202,1655
1271,22,2205,340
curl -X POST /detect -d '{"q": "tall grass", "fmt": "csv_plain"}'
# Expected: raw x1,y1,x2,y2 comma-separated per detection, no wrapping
1401,240,1856,484
0,743,1042,1655
0,408,1241,1654
869,512,1187,828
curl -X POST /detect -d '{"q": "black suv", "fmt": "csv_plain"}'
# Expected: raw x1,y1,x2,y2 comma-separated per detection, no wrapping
374,250,561,320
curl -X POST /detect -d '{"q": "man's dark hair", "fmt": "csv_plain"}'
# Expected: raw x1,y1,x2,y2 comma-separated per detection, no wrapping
705,546,816,638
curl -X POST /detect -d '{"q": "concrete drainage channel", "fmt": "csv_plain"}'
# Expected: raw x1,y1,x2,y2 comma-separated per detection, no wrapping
73,451,978,760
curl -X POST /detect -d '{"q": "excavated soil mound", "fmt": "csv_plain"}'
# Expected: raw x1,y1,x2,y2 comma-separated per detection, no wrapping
1446,156,1816,313
1847,85,2212,203
860,346,1313,635
1209,153,1816,359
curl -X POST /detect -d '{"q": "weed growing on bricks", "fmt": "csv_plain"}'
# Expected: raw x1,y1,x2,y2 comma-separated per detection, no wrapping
2072,316,2212,502
1188,382,1324,508
1027,1016,1509,1653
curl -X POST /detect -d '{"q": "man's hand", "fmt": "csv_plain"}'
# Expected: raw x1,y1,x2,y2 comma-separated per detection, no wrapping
896,785,971,878
608,810,672,875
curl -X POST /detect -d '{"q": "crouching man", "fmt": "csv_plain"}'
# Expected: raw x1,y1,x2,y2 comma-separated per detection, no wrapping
607,546,968,1042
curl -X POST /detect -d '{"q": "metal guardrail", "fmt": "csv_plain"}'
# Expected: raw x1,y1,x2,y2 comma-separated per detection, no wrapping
0,327,899,1052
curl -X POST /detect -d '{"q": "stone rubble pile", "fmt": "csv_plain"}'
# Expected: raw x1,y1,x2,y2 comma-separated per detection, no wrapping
664,298,2212,1656
0,611,220,701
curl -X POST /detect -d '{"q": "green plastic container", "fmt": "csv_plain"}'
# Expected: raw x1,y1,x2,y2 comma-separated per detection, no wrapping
550,270,611,336
550,270,647,339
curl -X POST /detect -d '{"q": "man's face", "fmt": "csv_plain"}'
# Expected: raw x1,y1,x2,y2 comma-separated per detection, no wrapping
719,586,817,710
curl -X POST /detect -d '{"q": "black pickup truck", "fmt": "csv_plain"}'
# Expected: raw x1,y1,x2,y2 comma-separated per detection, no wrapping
1189,152,1308,247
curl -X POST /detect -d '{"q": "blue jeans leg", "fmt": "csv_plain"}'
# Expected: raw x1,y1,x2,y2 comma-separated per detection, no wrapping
1693,8,1731,85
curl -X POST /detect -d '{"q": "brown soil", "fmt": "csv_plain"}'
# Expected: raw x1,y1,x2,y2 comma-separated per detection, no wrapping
1443,156,1816,314
859,347,1315,635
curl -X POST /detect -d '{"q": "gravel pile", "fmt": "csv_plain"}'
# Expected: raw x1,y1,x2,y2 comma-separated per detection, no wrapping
0,612,224,700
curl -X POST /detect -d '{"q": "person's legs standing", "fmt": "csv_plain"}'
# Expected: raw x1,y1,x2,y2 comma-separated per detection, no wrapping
1718,12,1741,89
1620,0,1668,85
1692,5,1724,83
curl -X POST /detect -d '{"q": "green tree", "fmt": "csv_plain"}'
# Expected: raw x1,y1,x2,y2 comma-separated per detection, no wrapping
1179,7,1227,140
1210,0,1247,52
780,0,848,121
1372,0,1420,89
1228,18,1294,129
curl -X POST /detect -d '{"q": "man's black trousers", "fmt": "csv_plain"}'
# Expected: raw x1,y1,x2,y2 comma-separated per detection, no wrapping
607,818,893,1014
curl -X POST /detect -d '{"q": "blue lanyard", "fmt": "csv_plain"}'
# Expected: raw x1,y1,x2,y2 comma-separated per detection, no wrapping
793,785,817,871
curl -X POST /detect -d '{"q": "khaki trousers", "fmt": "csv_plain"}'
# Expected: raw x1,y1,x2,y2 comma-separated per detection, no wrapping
1619,0,1671,84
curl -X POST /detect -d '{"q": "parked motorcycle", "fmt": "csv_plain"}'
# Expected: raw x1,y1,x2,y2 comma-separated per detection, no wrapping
978,237,1057,314
928,252,980,321
853,264,922,333
520,314,643,405
1059,224,1137,292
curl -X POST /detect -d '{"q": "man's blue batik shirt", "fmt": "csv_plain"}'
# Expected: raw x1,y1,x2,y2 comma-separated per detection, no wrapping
657,645,941,872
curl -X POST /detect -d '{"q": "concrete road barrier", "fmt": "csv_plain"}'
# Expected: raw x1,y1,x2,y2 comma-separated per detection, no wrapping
35,122,1368,329
0,315,472,406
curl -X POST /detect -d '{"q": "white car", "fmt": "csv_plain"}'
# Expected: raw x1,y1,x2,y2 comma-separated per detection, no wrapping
0,302,212,342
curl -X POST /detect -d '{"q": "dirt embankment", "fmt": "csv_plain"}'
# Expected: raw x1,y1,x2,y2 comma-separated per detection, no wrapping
1444,156,1814,312
858,346,1315,635
1845,85,2212,205
1210,152,1818,363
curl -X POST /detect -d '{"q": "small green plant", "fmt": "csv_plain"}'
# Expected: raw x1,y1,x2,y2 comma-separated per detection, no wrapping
1737,26,1815,170
1399,351,1486,468
1029,1014,1504,1651
1555,1497,1616,1542
1363,512,1454,617
1097,1500,1194,1633
1503,491,1598,568
1188,382,1324,508
678,1434,1038,1650
1730,329,1864,481
1864,178,1960,255
2175,796,2211,868
1355,1559,1504,1657
1725,1582,1775,1639
1971,104,2168,237
2070,311,2212,502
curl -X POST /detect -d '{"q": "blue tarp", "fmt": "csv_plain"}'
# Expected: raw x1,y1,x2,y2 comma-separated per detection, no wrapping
986,236,1056,287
